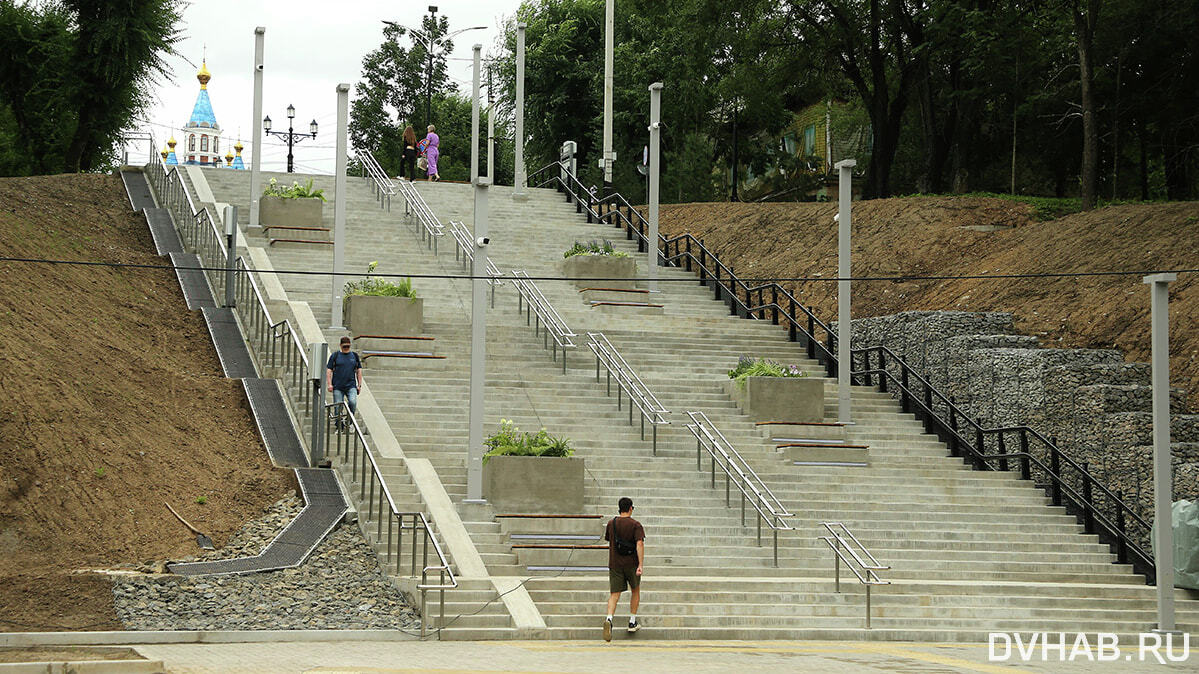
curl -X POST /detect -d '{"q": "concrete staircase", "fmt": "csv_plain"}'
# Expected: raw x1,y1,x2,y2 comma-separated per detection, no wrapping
199,167,1199,641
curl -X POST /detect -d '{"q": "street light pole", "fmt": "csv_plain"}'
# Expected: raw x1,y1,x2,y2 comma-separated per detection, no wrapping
426,5,437,126
602,0,614,195
513,22,528,200
263,104,317,174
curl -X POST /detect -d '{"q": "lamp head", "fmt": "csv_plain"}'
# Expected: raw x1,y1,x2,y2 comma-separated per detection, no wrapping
263,115,272,132
309,119,318,138
286,104,295,119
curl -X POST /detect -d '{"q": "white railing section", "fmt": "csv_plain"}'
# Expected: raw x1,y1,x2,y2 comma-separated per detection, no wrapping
326,401,456,637
510,269,576,373
818,522,890,629
395,178,444,254
355,149,396,211
586,332,670,453
447,220,504,307
145,152,457,636
684,410,794,566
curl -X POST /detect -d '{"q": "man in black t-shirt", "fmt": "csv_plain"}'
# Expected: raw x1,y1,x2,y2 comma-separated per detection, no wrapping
325,336,363,430
602,496,645,641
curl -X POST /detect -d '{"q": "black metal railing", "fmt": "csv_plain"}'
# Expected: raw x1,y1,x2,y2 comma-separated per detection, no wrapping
527,157,1158,584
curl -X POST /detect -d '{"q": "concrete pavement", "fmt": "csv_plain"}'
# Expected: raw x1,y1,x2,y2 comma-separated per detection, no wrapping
132,637,1196,673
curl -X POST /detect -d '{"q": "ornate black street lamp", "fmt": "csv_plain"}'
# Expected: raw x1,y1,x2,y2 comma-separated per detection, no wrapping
264,104,317,173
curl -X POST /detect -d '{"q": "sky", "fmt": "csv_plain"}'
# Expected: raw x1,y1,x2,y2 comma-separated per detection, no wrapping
140,0,522,173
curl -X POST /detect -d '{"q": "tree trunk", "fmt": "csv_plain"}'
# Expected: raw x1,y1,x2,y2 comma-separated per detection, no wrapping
1073,0,1099,210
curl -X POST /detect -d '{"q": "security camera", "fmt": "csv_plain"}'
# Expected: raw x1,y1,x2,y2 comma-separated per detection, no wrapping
476,236,490,246
256,63,264,71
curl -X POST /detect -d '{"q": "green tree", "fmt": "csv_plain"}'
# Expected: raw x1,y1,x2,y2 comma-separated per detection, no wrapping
0,0,179,175
350,15,455,175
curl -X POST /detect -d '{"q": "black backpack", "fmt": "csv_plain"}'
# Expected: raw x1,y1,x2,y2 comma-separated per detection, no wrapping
611,519,637,556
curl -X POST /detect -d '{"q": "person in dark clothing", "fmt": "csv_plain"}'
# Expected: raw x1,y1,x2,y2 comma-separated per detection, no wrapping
325,336,363,430
401,125,418,181
603,496,645,641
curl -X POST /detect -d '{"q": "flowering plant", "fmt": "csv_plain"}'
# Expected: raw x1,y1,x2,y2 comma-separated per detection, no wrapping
262,177,326,202
343,261,415,298
727,356,806,390
563,239,629,259
483,419,573,464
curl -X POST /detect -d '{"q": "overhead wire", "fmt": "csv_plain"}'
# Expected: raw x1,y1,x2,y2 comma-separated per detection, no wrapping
0,255,1195,285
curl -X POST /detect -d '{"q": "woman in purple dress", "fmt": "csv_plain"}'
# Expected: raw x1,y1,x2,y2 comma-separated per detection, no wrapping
424,125,440,181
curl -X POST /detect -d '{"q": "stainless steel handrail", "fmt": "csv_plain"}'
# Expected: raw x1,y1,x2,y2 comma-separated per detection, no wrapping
355,149,396,211
509,269,576,373
326,402,457,637
586,332,670,453
684,411,793,566
147,152,457,637
395,178,444,254
818,521,890,629
687,410,792,517
446,221,504,307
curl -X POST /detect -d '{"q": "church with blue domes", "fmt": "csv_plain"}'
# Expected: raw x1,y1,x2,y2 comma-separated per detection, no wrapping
161,59,245,169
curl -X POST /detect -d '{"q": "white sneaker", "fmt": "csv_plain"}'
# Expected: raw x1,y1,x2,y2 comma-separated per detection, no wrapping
627,619,640,633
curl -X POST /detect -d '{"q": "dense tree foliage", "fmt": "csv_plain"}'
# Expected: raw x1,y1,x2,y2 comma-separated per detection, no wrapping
488,0,1199,205
0,0,180,175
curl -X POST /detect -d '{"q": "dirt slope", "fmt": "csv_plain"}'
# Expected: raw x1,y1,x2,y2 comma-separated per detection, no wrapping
656,197,1199,408
0,174,295,631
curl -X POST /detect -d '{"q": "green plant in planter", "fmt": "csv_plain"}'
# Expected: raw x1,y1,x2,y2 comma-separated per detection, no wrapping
483,418,573,464
727,355,806,390
343,261,416,298
263,177,327,202
563,239,629,259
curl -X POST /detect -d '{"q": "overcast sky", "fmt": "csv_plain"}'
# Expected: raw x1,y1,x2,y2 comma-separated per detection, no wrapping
142,0,522,173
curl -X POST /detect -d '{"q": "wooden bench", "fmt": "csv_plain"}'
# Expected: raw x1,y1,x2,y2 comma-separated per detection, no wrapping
268,238,334,247
262,225,330,236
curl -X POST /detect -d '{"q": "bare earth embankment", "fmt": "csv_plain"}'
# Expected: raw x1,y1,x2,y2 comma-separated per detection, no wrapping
0,174,294,631
656,197,1199,408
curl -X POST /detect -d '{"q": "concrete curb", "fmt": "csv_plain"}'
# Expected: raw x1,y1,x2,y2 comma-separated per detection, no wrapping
0,660,165,673
0,630,417,647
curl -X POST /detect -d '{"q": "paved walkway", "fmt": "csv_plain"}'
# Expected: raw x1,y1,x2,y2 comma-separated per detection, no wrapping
134,638,1195,673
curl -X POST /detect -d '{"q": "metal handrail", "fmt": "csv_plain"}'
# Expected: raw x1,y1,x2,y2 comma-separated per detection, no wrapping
355,149,396,211
818,522,890,629
446,221,504,307
326,402,456,638
396,178,444,254
509,269,576,373
684,411,793,566
529,153,1156,585
689,410,791,517
586,332,670,453
146,151,457,637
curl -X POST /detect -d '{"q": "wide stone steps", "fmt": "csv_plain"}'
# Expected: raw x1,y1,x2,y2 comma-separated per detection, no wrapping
203,169,1164,641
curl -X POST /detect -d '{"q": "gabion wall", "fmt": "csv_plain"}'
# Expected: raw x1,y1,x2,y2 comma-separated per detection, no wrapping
848,310,1199,548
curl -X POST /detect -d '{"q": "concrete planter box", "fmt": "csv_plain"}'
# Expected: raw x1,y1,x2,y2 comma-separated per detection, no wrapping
483,455,584,513
343,295,423,336
562,254,637,290
725,376,825,423
260,195,324,227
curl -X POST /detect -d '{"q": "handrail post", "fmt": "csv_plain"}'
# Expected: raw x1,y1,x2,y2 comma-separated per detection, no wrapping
1082,462,1095,534
1050,443,1062,506
833,538,841,592
974,427,985,470
997,432,1009,472
878,351,887,393
1019,430,1031,480
900,366,910,412
1115,490,1128,564
771,287,779,325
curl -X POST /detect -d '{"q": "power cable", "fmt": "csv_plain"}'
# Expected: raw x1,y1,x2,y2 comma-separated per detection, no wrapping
0,255,1195,285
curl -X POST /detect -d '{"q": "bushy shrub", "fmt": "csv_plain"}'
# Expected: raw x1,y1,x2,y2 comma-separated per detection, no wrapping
343,261,416,298
727,355,806,389
263,177,327,202
563,239,629,259
483,419,573,464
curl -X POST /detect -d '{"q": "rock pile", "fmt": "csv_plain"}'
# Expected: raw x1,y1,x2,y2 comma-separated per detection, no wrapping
112,497,420,632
